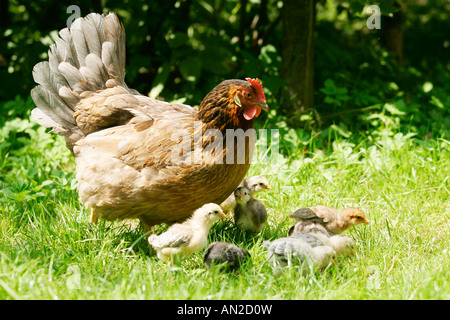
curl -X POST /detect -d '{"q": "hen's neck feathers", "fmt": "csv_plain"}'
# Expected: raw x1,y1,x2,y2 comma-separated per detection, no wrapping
196,80,254,132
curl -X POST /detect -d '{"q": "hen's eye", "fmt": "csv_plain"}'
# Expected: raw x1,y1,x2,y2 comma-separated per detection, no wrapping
245,92,252,99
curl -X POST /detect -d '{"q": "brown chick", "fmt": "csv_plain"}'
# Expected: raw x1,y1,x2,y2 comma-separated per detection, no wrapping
203,241,251,271
30,12,269,230
220,175,271,213
148,203,226,263
289,205,369,235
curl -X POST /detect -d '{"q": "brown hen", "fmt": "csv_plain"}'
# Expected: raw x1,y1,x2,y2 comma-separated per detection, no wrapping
30,13,269,229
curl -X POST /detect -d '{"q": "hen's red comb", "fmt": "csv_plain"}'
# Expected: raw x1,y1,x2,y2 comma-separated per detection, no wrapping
245,77,266,100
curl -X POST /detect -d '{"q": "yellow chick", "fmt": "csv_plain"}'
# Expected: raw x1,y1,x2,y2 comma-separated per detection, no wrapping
148,203,225,263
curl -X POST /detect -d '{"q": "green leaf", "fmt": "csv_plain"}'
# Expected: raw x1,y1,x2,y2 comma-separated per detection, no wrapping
178,56,202,83
430,96,444,109
149,62,170,98
422,81,433,93
384,101,407,115
330,123,352,138
166,32,188,49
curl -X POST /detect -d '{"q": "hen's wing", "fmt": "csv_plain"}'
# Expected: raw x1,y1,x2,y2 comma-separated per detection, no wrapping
77,91,198,174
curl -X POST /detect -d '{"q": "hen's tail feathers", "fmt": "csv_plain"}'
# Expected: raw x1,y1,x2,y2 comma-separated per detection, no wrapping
30,12,127,151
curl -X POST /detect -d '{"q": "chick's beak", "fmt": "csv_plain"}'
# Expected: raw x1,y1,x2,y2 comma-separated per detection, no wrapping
219,212,226,219
256,101,269,113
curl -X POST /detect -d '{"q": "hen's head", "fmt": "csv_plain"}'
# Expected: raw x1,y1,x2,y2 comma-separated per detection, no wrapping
197,78,268,131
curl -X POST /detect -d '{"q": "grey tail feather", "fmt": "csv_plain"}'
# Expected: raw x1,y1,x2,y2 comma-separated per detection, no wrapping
30,12,127,151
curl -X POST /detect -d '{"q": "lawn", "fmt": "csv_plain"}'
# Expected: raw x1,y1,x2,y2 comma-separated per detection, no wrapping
1,108,449,300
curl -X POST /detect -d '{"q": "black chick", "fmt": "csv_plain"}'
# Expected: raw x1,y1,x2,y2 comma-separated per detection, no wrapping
203,241,251,271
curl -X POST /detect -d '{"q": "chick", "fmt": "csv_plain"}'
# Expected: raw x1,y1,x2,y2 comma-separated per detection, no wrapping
263,237,335,274
289,205,369,235
203,241,251,271
243,175,271,193
327,235,355,256
292,232,355,257
220,175,271,213
233,186,267,232
148,203,226,263
288,220,333,237
291,232,328,247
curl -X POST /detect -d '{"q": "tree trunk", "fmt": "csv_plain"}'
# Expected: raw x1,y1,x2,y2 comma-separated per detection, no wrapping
382,2,404,66
281,0,315,123
0,0,10,28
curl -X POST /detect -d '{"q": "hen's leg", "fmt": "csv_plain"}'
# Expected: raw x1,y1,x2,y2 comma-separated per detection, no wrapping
90,208,98,224
139,216,158,237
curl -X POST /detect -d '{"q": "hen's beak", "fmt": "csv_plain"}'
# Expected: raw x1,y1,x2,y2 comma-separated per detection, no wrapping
256,101,269,112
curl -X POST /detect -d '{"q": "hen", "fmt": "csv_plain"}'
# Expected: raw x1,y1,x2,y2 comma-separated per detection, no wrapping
30,13,268,229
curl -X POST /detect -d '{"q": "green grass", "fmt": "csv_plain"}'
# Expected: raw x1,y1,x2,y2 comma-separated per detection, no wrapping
1,117,450,300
